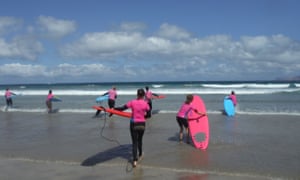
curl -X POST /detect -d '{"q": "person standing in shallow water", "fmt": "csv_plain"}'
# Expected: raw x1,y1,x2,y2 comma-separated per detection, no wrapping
229,91,237,106
176,94,205,143
145,86,159,118
4,88,16,108
114,88,150,167
46,90,54,113
176,95,193,143
95,86,117,117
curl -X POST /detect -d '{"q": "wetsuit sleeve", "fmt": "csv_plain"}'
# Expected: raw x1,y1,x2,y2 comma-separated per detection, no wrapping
102,92,109,96
114,105,128,111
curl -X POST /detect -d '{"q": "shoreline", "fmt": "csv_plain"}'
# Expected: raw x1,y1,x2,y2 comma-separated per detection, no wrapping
0,112,299,179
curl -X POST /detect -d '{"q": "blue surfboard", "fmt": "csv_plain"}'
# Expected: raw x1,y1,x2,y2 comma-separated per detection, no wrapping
224,96,235,116
10,93,21,98
96,94,109,103
51,96,62,102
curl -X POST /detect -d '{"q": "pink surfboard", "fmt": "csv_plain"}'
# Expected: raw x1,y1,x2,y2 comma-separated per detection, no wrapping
188,95,210,150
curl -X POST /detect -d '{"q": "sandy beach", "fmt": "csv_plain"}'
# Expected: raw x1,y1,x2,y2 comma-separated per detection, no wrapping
0,112,299,180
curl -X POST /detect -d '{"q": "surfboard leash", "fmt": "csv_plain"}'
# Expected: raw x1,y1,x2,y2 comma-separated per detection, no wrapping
99,106,121,146
98,106,135,171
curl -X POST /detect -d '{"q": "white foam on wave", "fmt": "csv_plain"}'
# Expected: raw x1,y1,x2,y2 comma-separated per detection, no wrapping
202,83,291,89
152,84,164,88
236,110,300,116
9,85,299,96
3,82,298,96
3,107,300,116
202,84,245,88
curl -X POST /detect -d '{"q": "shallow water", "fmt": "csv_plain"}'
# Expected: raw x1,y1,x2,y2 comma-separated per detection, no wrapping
0,111,299,179
1,81,300,116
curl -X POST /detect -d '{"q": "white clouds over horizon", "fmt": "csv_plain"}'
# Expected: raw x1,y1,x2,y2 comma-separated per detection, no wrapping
0,16,300,83
37,16,77,39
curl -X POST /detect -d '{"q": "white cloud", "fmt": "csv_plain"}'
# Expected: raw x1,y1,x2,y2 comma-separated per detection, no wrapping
1,19,300,82
157,23,191,40
119,22,146,32
52,63,110,76
240,34,300,63
57,22,300,81
61,32,143,59
0,63,46,76
0,36,43,60
0,16,22,35
37,16,76,39
0,63,114,79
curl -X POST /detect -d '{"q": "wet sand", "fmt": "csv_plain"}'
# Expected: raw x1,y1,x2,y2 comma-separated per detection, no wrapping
0,112,299,180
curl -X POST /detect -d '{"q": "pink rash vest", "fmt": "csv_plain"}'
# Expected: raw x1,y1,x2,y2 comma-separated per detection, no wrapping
5,90,13,98
108,89,117,100
145,90,152,102
177,103,193,119
46,94,54,101
126,99,150,123
229,94,237,106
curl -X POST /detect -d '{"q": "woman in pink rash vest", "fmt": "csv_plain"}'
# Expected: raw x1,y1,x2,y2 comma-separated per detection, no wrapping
45,90,54,113
94,86,117,117
4,88,16,108
229,91,237,106
176,94,205,144
176,94,194,143
115,88,150,168
145,86,159,118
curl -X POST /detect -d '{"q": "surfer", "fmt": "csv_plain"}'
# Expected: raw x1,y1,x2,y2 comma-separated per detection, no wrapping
176,94,205,143
229,91,237,106
4,88,16,108
114,88,150,167
46,90,54,113
145,86,159,118
95,86,117,117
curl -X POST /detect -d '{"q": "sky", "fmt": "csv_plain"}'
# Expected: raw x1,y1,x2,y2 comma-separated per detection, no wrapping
1,0,300,84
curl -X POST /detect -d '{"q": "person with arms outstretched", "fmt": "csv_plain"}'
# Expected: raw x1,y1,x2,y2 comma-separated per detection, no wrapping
4,88,16,108
95,86,117,117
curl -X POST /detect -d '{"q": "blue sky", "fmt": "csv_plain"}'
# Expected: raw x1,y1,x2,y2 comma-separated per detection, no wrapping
1,0,300,84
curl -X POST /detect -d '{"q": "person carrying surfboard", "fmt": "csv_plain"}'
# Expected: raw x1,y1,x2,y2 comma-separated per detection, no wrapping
114,88,150,167
46,90,54,113
4,88,16,108
144,86,159,118
176,94,205,143
94,86,117,117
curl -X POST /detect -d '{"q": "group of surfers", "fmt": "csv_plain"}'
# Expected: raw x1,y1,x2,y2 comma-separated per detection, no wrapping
4,86,237,168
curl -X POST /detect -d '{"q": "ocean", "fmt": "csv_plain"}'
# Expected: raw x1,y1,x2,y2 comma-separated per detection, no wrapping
1,81,300,116
1,81,300,179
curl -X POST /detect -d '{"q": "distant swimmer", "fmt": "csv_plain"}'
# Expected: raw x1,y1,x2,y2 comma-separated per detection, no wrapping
4,88,16,109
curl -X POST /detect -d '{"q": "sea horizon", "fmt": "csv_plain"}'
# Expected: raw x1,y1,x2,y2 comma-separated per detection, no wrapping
1,79,300,86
